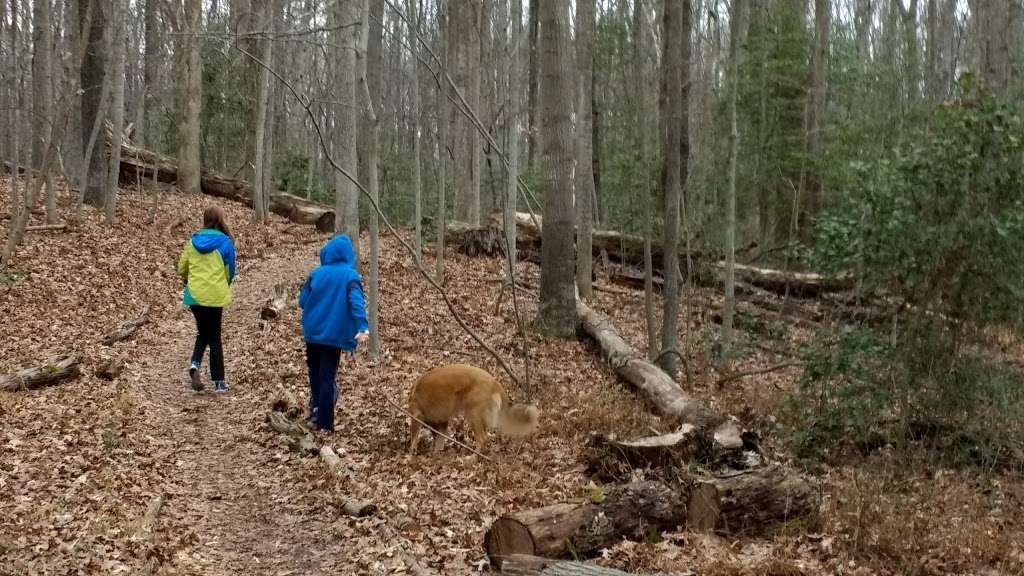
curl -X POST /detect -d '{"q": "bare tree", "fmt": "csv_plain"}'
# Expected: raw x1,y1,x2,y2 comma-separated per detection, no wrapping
79,0,107,207
805,0,829,217
358,0,381,360
721,0,743,362
435,0,448,281
332,0,359,246
104,0,126,223
177,0,202,195
505,0,521,276
142,0,161,149
448,0,482,225
408,0,422,261
252,0,272,222
537,0,575,336
657,0,689,378
33,0,56,224
526,0,538,171
574,0,595,299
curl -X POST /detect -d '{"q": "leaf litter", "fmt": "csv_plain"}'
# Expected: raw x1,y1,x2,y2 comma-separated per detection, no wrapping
1,178,1021,575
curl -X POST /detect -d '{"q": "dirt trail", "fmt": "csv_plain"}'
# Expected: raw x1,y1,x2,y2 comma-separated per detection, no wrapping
126,251,354,575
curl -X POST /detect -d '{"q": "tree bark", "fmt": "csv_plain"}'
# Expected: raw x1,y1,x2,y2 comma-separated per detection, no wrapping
658,0,685,377
358,0,381,360
33,0,55,223
435,0,448,281
721,0,742,361
574,0,596,300
79,0,107,207
177,0,202,195
100,306,149,345
252,0,273,223
537,0,576,337
526,0,538,171
687,465,819,537
0,353,81,391
142,0,161,150
104,0,126,223
331,0,359,246
408,0,422,261
447,0,482,226
484,482,686,569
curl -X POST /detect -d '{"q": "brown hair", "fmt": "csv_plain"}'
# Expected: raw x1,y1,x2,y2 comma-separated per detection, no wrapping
202,206,232,239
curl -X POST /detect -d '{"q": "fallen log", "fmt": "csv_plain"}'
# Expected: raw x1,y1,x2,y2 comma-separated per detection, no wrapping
576,299,725,433
589,428,708,470
686,465,818,537
0,353,81,392
484,482,686,569
113,136,335,230
25,223,66,232
260,282,289,320
716,262,853,298
100,307,149,346
501,554,676,576
95,356,126,380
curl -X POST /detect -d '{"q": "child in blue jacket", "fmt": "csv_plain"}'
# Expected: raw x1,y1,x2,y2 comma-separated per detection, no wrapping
299,235,369,432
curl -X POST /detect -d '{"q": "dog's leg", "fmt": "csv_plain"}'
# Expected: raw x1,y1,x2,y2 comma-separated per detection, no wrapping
408,418,423,454
431,423,448,453
471,418,490,454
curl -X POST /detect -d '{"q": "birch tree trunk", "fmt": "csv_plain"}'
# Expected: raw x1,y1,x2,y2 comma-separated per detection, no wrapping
574,0,595,300
104,0,126,223
537,0,576,337
177,0,202,195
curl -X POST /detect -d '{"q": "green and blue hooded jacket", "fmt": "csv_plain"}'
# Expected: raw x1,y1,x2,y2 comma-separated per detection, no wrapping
177,229,236,308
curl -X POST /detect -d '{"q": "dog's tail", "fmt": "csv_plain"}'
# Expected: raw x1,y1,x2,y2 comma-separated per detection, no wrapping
498,390,540,437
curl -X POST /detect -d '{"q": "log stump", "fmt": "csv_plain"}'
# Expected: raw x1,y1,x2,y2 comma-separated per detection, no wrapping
686,465,819,537
0,353,81,392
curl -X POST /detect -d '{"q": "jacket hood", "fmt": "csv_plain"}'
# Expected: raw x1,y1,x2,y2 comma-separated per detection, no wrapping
191,229,231,254
320,235,356,266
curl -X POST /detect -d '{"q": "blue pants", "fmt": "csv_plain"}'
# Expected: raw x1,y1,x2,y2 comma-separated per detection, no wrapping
305,342,342,431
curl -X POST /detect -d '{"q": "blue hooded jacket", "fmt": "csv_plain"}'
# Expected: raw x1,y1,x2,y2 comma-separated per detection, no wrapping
299,235,368,351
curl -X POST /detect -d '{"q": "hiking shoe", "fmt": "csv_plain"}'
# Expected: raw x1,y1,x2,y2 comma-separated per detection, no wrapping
189,363,203,391
213,380,229,394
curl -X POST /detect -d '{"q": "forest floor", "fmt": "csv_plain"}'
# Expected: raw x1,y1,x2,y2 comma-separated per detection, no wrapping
1,180,1022,575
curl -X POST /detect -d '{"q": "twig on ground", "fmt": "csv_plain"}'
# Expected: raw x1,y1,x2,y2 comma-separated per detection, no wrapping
382,395,493,462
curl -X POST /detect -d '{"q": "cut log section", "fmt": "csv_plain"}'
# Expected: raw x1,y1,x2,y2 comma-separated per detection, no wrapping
100,307,150,345
484,482,686,569
501,554,677,576
686,465,819,537
0,353,81,392
260,282,289,320
589,427,709,473
96,356,127,380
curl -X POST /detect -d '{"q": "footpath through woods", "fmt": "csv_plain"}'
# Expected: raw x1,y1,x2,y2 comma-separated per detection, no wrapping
1,188,660,575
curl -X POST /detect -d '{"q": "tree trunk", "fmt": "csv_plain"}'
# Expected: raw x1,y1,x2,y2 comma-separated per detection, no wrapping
104,0,126,223
358,0,381,360
806,0,828,216
142,0,161,150
408,0,422,261
358,0,383,223
537,0,576,337
332,0,359,247
436,21,448,281
447,0,482,226
253,0,272,223
505,0,521,275
177,0,202,195
79,0,106,207
33,0,54,224
658,0,685,377
721,0,742,361
484,482,686,569
526,0,538,171
575,0,595,299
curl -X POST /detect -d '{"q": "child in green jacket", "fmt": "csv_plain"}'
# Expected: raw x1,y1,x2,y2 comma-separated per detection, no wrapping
178,206,236,393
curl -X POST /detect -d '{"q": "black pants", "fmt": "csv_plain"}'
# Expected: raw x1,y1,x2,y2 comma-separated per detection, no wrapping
306,342,342,431
191,306,225,382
